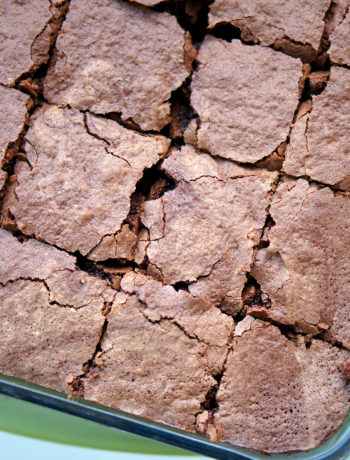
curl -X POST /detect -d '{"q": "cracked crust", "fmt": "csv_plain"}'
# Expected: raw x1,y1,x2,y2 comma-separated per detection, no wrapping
0,86,30,191
283,101,312,178
214,322,350,453
329,11,350,66
208,0,331,51
284,67,350,189
84,288,231,431
0,0,53,85
0,228,75,283
46,270,115,310
121,271,233,348
4,105,169,256
191,37,301,163
43,0,189,131
0,229,110,392
143,146,277,311
251,179,350,348
0,279,105,392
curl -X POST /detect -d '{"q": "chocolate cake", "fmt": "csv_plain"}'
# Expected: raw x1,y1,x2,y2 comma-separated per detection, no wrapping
0,0,349,454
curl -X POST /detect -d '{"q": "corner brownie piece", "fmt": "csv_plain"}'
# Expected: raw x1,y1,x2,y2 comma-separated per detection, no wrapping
214,320,350,452
0,0,349,455
0,229,111,392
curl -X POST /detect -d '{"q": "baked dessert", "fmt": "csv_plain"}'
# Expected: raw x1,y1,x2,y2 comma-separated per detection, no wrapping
0,0,349,454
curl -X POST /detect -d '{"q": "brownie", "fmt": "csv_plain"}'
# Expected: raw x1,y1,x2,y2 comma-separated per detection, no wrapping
213,319,350,452
0,86,30,190
208,0,330,49
4,106,169,256
0,229,110,392
191,38,302,163
143,146,278,311
251,178,350,347
284,67,350,189
329,12,350,66
0,0,349,454
43,0,189,131
0,0,52,85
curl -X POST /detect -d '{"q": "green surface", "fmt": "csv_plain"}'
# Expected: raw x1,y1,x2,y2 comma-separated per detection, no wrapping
0,394,194,455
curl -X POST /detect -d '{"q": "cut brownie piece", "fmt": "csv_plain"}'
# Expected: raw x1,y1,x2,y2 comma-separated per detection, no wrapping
283,67,350,190
191,37,301,163
213,321,350,453
44,0,189,131
329,12,350,66
251,179,350,348
208,0,330,51
3,105,169,257
0,229,114,392
84,272,233,431
0,0,60,85
142,146,277,312
0,86,30,191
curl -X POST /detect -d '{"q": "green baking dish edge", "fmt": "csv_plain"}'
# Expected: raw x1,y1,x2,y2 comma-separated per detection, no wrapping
0,393,194,456
0,373,349,459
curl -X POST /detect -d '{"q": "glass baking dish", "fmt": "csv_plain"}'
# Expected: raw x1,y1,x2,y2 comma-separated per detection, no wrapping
0,372,349,460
